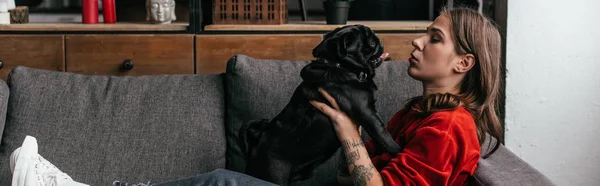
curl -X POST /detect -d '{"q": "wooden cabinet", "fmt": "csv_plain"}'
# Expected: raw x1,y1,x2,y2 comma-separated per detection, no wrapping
65,34,195,76
0,23,425,77
0,21,428,77
0,21,427,77
0,35,64,80
195,33,421,74
378,33,423,61
196,34,324,74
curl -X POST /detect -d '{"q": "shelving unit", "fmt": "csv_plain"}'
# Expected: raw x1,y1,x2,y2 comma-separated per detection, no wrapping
0,23,189,31
0,0,506,77
204,21,431,32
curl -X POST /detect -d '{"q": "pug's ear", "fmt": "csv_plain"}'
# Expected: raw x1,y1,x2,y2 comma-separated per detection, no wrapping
314,27,341,59
322,27,342,41
312,45,323,59
336,37,349,59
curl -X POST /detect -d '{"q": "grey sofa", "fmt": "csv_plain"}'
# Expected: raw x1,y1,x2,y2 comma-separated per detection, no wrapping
0,54,554,186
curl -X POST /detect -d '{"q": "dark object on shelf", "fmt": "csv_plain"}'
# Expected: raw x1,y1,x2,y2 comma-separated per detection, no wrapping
213,0,288,24
14,0,42,7
348,0,480,21
298,0,307,21
9,6,28,24
323,1,350,25
430,0,480,20
199,0,211,29
348,0,400,20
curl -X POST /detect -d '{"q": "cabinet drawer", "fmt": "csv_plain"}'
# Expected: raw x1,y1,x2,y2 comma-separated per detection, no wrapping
65,34,194,76
196,34,323,74
0,35,64,80
377,33,423,61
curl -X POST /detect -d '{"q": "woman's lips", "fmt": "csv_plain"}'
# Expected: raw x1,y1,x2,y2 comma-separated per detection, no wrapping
409,57,418,63
409,53,418,64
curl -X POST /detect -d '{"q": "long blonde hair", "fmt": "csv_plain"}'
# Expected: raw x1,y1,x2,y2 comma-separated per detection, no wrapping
407,7,503,158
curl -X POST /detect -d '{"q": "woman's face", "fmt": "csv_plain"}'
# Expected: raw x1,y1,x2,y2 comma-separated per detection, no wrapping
408,14,462,82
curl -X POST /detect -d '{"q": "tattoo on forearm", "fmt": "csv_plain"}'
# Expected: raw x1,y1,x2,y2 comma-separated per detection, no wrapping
341,139,364,164
341,139,365,149
351,164,376,186
340,139,376,185
346,150,360,163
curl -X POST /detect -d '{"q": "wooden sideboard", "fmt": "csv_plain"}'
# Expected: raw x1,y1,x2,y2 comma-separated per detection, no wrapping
65,34,195,76
0,35,64,80
0,21,429,80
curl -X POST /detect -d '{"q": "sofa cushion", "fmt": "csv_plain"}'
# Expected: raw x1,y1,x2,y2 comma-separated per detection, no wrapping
0,67,226,185
0,80,9,141
224,54,421,185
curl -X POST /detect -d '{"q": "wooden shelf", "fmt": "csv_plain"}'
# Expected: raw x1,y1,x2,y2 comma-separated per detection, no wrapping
204,21,431,31
0,23,189,31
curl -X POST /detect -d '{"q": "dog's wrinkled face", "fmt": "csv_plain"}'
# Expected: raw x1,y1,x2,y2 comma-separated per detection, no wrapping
312,25,384,77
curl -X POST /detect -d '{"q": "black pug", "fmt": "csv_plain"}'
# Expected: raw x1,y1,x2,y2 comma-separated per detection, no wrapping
239,24,402,185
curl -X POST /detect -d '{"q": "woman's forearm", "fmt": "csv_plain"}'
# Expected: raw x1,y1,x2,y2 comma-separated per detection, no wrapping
308,89,383,185
338,132,383,186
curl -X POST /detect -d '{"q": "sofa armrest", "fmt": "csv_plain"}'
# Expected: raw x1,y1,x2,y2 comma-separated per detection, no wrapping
472,136,555,186
0,80,8,142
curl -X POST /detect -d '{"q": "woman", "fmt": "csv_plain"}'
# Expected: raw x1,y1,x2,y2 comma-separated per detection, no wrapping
9,7,501,186
310,7,503,186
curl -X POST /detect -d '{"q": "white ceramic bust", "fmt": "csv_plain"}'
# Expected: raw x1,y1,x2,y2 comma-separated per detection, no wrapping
146,0,176,24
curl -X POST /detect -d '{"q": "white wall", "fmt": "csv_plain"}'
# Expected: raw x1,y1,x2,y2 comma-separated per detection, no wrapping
505,0,600,185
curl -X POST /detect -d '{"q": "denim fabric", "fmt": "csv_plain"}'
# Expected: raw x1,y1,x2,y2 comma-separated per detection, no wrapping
152,169,278,186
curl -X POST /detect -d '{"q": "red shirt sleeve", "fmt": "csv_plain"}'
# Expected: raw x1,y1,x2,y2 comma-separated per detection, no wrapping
365,109,406,157
378,109,480,186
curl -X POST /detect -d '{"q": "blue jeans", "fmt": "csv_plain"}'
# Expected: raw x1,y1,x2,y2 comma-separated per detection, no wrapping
134,169,279,186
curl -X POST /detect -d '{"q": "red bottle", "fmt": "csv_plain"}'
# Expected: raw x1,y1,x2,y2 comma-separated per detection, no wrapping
102,0,116,24
82,0,98,24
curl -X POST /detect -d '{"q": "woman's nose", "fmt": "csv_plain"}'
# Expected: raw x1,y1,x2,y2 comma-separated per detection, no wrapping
412,36,424,51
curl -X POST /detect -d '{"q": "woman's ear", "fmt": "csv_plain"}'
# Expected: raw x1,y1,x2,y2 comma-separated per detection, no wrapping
454,54,475,73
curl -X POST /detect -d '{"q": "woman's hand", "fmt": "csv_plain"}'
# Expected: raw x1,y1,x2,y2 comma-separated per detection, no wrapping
309,88,361,141
310,88,383,186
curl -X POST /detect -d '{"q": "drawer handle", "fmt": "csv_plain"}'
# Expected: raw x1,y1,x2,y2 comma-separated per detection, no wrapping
122,59,134,71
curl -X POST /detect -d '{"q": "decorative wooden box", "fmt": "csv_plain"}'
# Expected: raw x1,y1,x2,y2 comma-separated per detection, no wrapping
213,0,288,24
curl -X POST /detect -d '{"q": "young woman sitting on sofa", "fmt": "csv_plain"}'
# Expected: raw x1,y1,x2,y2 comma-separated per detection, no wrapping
8,7,502,186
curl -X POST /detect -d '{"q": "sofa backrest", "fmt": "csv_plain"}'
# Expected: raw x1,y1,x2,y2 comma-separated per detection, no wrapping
471,135,556,186
223,54,422,185
224,55,556,186
0,66,227,185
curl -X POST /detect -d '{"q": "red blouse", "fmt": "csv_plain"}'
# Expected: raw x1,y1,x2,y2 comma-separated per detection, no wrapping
364,107,480,186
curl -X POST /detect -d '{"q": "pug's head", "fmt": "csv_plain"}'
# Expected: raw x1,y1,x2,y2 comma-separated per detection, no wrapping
312,24,384,79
